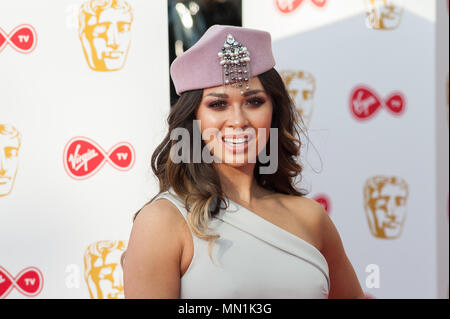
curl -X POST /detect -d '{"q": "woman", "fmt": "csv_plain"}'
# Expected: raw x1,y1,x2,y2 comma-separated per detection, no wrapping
123,25,365,299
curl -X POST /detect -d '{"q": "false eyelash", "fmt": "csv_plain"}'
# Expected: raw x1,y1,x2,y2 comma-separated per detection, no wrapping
208,100,228,109
246,97,265,106
208,97,265,109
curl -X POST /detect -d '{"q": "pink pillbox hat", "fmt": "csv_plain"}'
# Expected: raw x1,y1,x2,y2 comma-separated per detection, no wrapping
170,24,276,96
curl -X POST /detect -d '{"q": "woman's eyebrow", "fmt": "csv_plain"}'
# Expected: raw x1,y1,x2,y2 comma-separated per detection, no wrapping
243,89,265,97
205,93,228,98
205,89,265,98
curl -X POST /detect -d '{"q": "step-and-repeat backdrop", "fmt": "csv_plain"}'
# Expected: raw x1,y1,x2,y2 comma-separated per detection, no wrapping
1,0,448,299
243,0,449,298
0,0,170,298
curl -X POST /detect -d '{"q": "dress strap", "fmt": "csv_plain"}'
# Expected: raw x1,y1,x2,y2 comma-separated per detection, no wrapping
153,189,189,222
213,197,330,291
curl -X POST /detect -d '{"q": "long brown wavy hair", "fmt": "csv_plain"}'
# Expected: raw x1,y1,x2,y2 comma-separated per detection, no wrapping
122,67,308,265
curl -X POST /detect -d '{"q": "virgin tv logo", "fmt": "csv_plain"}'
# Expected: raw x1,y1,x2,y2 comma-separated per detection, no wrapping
313,194,331,214
63,137,135,180
0,266,43,298
0,24,37,54
350,85,406,121
275,0,326,14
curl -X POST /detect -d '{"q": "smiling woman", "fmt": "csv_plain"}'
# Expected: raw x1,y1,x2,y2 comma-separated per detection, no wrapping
122,25,365,299
197,81,273,164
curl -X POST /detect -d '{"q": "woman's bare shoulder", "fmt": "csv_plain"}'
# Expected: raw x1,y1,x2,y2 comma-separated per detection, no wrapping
276,193,326,221
124,198,186,298
127,198,187,259
134,197,187,227
279,194,327,236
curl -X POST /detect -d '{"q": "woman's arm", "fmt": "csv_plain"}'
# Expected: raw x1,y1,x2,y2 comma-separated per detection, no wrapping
318,206,366,299
123,199,186,298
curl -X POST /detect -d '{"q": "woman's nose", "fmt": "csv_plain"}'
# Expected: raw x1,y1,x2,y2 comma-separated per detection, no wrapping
227,104,249,128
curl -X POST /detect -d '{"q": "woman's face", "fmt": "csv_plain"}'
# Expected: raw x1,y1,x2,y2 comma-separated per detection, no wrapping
195,76,273,167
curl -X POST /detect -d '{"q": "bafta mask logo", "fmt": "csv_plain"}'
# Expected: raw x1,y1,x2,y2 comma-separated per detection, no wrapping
364,176,409,239
79,0,133,71
280,70,316,128
0,124,21,197
364,0,404,30
84,240,127,299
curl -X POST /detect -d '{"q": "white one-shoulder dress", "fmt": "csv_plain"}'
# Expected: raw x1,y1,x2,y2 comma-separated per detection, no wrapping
153,187,330,299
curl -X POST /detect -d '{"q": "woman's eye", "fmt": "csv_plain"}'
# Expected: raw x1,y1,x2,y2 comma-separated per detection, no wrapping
208,100,227,109
207,97,265,109
246,98,265,106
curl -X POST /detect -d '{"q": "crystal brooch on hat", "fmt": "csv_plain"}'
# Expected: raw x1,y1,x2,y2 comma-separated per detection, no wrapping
218,34,251,95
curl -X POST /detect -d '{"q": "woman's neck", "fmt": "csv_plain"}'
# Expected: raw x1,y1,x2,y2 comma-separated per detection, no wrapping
214,163,272,205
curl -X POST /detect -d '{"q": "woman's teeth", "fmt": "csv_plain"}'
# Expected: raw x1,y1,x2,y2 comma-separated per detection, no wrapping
223,138,249,144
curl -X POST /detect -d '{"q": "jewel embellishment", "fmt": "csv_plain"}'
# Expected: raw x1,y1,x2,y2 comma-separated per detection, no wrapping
218,33,251,95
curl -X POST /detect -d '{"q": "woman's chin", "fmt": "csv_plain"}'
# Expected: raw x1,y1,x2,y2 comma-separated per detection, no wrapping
221,153,257,166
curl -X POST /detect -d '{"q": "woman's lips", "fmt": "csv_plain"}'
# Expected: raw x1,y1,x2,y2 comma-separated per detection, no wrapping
221,135,255,154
